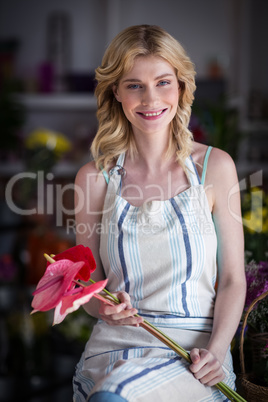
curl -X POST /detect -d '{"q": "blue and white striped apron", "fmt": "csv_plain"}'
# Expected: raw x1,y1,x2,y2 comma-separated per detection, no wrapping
73,149,236,401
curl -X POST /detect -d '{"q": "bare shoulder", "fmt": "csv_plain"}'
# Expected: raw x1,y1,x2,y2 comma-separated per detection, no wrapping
192,143,239,211
75,160,105,188
192,142,237,182
206,147,237,184
74,160,108,213
75,160,99,179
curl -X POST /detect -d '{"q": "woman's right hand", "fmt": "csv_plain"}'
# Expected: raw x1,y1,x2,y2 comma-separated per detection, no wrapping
99,291,144,327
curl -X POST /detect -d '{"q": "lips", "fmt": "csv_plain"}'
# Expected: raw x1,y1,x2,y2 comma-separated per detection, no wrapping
137,109,167,118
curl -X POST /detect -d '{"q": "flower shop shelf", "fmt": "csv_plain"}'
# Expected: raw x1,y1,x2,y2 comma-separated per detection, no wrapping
0,161,84,178
15,93,97,111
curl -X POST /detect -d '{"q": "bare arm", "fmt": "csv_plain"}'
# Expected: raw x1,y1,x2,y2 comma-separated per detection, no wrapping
190,148,246,386
74,161,107,318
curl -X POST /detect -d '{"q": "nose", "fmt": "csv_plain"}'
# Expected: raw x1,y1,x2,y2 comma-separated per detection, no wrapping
141,86,159,106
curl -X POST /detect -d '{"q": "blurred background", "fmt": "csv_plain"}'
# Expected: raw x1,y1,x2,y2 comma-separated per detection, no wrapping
0,0,267,400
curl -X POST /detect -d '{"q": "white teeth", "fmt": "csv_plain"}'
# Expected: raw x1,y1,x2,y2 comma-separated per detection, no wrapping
143,110,162,116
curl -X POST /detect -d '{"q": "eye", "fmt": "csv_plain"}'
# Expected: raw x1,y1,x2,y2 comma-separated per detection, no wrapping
127,84,141,89
158,80,170,86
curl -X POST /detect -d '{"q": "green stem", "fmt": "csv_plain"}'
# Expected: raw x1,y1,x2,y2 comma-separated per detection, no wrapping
89,278,247,402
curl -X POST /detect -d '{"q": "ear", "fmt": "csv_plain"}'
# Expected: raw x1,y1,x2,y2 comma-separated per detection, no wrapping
113,84,121,102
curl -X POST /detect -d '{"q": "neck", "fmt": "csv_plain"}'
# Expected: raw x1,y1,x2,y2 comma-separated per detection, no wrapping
131,130,173,174
128,143,177,179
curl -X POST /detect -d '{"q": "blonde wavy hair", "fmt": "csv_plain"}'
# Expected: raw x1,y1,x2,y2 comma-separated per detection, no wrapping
91,24,196,171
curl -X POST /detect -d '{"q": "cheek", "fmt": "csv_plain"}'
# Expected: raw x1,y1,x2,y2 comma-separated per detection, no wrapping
168,87,180,104
120,95,137,115
119,101,134,124
168,90,179,119
165,89,179,119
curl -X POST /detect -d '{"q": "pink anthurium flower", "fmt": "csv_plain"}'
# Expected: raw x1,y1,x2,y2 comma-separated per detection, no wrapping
53,279,108,325
49,245,96,281
31,248,109,325
31,259,85,312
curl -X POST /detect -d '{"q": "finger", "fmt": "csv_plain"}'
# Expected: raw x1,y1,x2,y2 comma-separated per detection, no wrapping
190,351,225,386
100,303,139,321
109,307,138,321
99,302,128,316
105,315,143,327
190,348,201,365
197,367,225,386
101,309,143,326
116,291,132,308
192,360,217,380
98,291,143,326
190,348,212,373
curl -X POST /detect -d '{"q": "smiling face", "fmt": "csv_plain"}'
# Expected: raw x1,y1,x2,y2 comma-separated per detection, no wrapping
113,55,179,139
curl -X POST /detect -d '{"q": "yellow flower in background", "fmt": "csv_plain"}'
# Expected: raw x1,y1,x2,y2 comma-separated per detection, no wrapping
25,128,71,158
242,186,268,261
243,208,264,233
242,187,268,234
262,207,268,233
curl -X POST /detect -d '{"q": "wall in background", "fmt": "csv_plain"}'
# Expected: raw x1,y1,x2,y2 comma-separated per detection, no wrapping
249,0,268,94
113,0,233,79
0,0,234,81
0,0,107,74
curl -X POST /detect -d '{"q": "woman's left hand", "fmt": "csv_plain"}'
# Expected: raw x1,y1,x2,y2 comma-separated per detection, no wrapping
189,348,225,386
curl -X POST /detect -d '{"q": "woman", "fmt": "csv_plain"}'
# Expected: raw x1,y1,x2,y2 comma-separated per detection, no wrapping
73,25,246,402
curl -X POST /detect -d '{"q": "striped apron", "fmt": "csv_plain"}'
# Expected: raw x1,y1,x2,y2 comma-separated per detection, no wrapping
73,151,236,401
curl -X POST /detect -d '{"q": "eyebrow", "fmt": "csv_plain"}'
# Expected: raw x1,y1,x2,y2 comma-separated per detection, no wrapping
121,73,174,83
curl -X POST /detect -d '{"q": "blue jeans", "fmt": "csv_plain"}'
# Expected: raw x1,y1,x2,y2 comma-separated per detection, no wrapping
89,391,127,402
